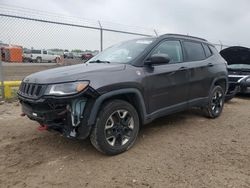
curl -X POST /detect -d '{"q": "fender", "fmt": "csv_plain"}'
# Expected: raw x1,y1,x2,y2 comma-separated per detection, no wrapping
209,75,229,94
87,88,148,126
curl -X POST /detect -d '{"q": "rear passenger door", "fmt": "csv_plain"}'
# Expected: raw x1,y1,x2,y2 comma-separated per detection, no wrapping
182,41,214,103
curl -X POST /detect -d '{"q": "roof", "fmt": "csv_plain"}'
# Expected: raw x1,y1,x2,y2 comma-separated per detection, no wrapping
159,33,207,42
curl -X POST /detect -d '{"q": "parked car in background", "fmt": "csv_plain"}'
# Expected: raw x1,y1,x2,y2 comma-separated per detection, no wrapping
73,52,83,59
24,49,60,63
81,53,94,61
63,52,74,59
18,34,228,155
220,46,250,101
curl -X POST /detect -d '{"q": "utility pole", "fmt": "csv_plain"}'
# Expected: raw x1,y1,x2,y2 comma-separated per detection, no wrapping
98,21,103,52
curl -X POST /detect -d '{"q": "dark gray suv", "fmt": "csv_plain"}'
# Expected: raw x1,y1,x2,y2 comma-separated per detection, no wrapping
18,34,228,155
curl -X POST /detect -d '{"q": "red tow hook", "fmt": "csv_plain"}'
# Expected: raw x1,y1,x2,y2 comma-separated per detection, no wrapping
20,113,26,117
37,125,48,131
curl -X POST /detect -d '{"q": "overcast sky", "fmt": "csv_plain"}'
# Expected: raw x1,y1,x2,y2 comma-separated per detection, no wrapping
1,0,250,50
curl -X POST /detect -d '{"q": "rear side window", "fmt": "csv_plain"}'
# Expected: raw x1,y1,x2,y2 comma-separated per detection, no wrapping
203,44,212,57
43,50,47,54
183,41,206,61
151,40,183,64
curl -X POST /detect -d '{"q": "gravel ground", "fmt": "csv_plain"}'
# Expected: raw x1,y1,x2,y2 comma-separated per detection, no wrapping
0,97,249,188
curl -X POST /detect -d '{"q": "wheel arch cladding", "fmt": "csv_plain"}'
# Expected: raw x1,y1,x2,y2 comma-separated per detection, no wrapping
214,78,228,94
87,88,147,126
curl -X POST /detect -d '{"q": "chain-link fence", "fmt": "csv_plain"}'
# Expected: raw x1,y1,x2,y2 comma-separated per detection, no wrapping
0,4,157,99
0,4,236,99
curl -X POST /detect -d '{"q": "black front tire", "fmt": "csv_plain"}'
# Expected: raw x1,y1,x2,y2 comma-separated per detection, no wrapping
90,100,140,155
203,85,225,118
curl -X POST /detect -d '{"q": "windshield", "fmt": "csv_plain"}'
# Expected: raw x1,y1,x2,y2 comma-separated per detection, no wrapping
87,38,155,64
228,64,250,70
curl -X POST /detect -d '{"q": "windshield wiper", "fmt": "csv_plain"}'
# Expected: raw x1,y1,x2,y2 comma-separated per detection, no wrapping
89,59,110,64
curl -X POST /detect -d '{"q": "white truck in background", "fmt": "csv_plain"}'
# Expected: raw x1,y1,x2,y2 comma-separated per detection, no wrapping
23,49,61,63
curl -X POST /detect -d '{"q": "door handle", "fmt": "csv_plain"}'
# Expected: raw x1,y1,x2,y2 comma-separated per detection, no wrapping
167,67,187,76
207,63,214,67
179,67,187,71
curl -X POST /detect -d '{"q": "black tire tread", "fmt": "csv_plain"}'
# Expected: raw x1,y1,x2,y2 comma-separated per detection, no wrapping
90,99,139,155
203,85,225,118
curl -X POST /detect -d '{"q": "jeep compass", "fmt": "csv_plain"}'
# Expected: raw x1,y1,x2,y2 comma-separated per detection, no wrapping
18,34,228,155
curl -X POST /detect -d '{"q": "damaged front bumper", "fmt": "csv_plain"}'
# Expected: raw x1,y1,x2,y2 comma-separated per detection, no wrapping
239,77,250,94
227,75,250,97
18,89,98,139
226,81,240,99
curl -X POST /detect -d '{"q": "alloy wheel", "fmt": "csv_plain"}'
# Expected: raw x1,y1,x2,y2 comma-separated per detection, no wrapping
211,90,223,114
104,110,134,147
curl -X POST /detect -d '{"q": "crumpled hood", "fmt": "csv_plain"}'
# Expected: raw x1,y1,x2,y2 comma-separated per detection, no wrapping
220,46,250,65
23,63,126,84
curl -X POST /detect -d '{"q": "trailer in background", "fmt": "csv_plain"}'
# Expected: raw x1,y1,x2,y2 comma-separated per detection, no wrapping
1,46,23,63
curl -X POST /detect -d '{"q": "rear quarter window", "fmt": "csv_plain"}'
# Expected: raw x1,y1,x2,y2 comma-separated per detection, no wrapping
183,41,206,61
203,44,212,57
209,45,219,55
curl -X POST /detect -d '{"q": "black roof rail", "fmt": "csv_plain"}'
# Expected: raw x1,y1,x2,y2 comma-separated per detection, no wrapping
162,33,207,42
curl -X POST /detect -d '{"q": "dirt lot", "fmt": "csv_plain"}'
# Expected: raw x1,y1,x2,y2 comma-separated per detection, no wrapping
0,97,250,188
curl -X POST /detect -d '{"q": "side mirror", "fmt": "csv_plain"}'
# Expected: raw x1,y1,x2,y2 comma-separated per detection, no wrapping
145,54,171,66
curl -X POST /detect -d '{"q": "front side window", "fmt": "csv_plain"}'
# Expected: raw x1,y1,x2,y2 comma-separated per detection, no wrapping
184,41,206,61
151,41,183,64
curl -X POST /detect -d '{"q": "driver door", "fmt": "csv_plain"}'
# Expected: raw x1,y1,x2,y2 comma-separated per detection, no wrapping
144,40,190,114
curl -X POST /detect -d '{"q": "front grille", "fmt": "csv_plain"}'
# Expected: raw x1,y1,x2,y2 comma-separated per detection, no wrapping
18,82,46,99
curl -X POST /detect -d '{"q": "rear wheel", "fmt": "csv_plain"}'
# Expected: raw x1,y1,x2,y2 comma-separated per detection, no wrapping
90,100,140,155
203,85,225,118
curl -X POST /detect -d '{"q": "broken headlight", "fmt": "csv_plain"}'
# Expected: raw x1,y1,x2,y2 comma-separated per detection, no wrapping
45,81,89,96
